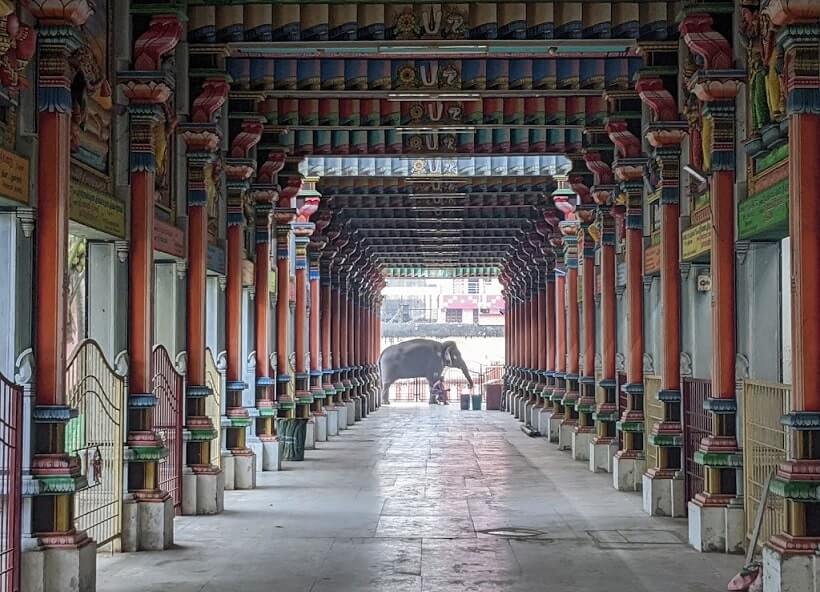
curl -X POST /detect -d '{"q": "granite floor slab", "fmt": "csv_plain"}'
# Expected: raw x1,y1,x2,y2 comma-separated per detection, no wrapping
98,404,738,592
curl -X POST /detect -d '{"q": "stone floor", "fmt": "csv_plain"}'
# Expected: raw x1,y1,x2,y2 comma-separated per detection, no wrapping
98,404,739,591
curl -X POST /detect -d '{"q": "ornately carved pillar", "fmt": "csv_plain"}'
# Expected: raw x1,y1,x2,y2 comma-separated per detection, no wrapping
680,13,744,549
274,193,297,419
612,172,646,492
223,158,255,486
122,19,181,543
28,6,97,586
179,76,228,516
636,74,687,517
591,206,619,472
249,181,278,470
573,214,597,461
761,7,820,586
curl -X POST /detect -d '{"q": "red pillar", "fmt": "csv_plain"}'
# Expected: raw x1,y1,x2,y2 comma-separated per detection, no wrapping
275,211,295,413
294,231,311,410
309,250,323,400
321,272,333,399
30,7,94,543
595,211,618,443
252,188,275,432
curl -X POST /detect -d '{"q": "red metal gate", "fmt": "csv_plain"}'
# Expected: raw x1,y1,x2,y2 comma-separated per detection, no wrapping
0,372,22,592
683,377,712,506
152,346,184,512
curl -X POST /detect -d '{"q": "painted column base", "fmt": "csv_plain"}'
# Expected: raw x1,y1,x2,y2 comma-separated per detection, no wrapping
315,412,328,442
517,397,527,421
234,454,256,489
571,431,592,461
688,501,745,554
369,392,377,412
222,453,235,490
305,418,316,450
641,474,686,517
354,397,363,421
122,495,175,552
262,438,283,471
548,416,562,443
558,423,574,451
513,395,523,418
589,441,618,473
181,470,224,515
327,408,339,436
763,545,820,592
345,401,356,426
612,456,645,491
22,538,97,592
536,409,553,437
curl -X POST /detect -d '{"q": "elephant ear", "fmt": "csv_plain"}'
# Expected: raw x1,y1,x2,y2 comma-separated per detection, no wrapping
441,341,456,366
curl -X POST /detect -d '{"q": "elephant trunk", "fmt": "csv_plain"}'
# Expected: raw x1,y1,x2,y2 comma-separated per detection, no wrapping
459,361,474,390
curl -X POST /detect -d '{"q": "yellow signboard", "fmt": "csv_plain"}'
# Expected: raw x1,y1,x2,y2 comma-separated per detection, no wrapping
644,243,661,275
682,221,711,262
69,185,126,238
0,148,29,204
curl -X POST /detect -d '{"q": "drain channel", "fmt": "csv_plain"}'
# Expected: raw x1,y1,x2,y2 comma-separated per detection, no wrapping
479,527,544,538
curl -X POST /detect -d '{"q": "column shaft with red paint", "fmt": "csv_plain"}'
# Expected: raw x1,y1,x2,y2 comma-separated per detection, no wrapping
252,188,276,436
595,209,618,443
275,208,296,417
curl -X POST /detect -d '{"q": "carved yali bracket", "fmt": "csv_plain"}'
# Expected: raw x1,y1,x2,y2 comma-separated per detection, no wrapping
175,351,187,375
643,353,654,374
615,353,625,373
680,352,693,377
14,347,34,385
114,350,129,377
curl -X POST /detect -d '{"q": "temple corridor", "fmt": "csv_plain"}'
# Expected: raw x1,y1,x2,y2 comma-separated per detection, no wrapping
97,405,736,592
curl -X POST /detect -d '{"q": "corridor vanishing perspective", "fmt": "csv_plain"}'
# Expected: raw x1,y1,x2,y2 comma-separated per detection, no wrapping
96,405,737,592
0,1,819,592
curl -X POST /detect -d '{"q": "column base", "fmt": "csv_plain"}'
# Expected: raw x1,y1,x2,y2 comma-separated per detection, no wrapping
248,437,263,468
234,453,256,489
612,454,645,491
122,495,175,552
262,438,283,471
548,416,562,443
345,401,355,426
571,431,592,461
305,417,316,450
327,408,339,436
182,469,225,515
314,412,328,442
688,501,744,553
512,395,522,418
558,423,574,451
589,440,618,473
642,473,686,518
22,537,97,592
354,397,363,421
337,404,349,431
222,452,235,490
536,408,553,437
523,402,535,426
763,544,820,592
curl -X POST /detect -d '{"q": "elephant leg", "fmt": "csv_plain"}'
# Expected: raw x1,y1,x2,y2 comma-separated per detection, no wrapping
381,381,393,405
427,377,438,404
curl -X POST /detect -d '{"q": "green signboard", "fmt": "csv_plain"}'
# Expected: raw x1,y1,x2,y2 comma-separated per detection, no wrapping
738,178,789,241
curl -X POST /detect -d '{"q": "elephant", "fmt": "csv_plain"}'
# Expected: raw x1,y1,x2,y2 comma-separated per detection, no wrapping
379,339,474,405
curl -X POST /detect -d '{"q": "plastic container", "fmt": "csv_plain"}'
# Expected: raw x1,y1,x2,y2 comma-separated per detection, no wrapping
460,394,470,410
484,380,503,410
471,394,483,411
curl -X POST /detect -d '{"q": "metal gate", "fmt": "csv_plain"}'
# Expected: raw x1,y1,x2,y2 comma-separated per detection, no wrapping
682,378,711,506
0,372,22,592
65,339,125,549
204,349,222,468
152,346,183,512
643,376,662,472
617,372,627,448
742,380,790,555
389,364,503,403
